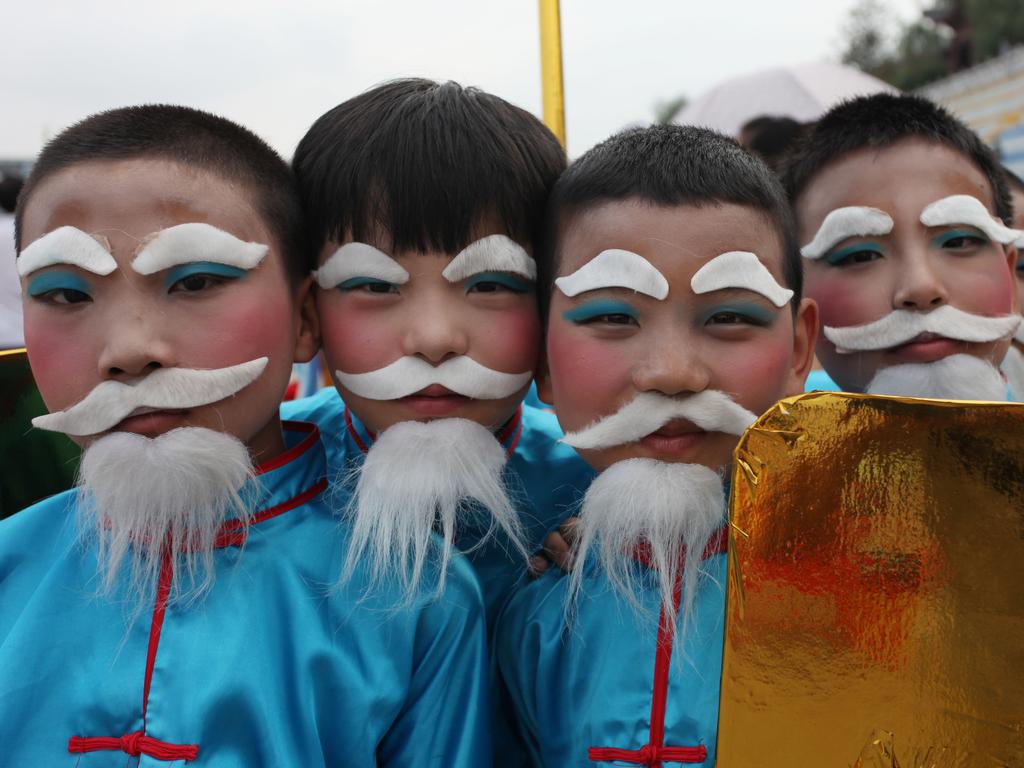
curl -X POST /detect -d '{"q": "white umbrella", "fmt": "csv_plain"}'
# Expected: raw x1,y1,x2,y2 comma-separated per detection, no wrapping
675,62,897,136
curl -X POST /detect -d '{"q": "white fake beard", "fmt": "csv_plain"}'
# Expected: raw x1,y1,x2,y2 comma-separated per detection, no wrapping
341,418,526,599
1002,346,1024,402
567,459,724,635
77,427,255,609
865,353,1007,401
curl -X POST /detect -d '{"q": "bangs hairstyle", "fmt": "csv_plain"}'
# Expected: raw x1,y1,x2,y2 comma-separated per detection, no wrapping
15,105,309,283
538,124,801,315
782,93,1012,224
292,78,566,256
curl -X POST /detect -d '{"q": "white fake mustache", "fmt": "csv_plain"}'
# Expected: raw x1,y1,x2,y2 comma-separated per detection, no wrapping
823,306,1020,354
32,358,268,437
336,356,532,401
561,390,758,450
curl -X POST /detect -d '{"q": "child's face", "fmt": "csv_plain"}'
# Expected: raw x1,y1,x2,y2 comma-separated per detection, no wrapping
540,199,817,474
20,158,316,458
796,138,1018,392
314,222,541,433
1011,187,1024,349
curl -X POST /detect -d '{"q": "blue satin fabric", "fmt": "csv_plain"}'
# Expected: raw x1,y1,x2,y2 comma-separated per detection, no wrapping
280,388,595,629
495,551,728,767
0,423,490,766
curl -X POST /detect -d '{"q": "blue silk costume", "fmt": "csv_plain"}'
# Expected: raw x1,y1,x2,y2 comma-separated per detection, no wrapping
0,421,489,767
495,524,729,768
281,388,595,628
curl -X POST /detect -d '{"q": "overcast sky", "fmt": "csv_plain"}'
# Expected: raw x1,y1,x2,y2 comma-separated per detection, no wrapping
2,0,924,161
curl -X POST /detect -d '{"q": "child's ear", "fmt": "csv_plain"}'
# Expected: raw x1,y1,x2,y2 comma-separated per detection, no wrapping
784,297,819,397
534,351,555,407
293,276,321,364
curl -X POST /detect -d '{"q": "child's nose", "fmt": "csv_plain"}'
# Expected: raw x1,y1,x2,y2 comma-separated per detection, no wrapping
96,302,178,380
400,309,471,364
892,251,948,310
631,334,711,396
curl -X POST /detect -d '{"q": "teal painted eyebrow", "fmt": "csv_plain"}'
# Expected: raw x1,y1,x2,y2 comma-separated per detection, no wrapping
465,272,533,293
562,298,639,323
26,270,91,298
163,261,248,289
337,276,396,290
933,227,988,247
824,240,884,266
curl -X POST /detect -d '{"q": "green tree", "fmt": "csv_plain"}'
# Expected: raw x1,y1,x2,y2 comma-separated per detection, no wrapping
653,95,688,125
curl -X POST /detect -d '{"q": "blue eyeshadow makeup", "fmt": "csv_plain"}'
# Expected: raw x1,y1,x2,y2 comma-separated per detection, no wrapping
26,271,91,298
465,272,533,293
562,298,639,324
164,261,248,289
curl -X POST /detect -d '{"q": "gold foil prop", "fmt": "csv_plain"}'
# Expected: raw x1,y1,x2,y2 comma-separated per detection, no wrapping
538,0,567,148
717,392,1024,767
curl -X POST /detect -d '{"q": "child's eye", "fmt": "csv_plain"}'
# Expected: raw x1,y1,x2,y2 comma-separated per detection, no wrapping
166,262,247,294
465,272,533,294
41,288,91,305
825,242,885,268
935,228,988,250
562,299,639,327
702,303,775,328
337,277,400,294
26,271,93,305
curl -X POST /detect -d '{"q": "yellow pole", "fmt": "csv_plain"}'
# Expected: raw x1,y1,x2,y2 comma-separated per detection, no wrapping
538,0,567,148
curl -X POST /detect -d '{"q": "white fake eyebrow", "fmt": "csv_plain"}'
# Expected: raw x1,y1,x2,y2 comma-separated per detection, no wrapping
800,207,893,260
690,251,793,308
17,226,118,277
919,195,1023,244
313,242,410,289
555,249,669,299
441,235,536,282
131,223,268,275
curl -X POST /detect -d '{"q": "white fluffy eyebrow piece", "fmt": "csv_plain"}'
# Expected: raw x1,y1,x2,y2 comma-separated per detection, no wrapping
919,195,1023,244
17,226,118,277
313,242,410,289
690,251,793,307
131,223,268,275
800,207,894,260
555,249,669,299
441,235,536,282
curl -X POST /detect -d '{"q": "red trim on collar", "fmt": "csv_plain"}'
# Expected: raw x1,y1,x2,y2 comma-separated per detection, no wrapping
632,524,728,570
345,406,372,454
254,421,319,475
214,477,328,548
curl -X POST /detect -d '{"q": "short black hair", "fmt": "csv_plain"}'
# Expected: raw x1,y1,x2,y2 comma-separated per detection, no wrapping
0,176,22,214
538,123,801,316
16,105,309,282
292,78,566,256
783,93,1012,224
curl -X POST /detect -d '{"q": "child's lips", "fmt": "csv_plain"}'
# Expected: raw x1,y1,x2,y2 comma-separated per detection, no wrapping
888,333,962,363
638,419,707,455
400,385,471,417
113,407,189,436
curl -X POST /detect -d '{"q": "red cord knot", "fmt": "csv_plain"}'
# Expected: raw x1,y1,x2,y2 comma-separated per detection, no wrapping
119,730,144,756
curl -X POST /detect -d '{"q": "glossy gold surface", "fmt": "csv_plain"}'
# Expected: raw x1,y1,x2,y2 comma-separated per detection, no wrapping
718,392,1024,767
538,0,566,147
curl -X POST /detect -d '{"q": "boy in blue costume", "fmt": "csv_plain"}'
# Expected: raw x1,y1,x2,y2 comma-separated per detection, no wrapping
0,105,488,766
281,79,594,622
785,94,1021,400
496,125,817,766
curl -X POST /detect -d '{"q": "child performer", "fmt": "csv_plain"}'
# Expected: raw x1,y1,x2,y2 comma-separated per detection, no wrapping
283,79,594,620
496,125,816,765
1001,169,1024,397
784,93,1021,401
0,105,488,765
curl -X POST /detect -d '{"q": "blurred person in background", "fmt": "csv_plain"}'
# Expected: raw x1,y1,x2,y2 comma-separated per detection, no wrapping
739,115,806,174
0,175,24,349
1002,168,1024,398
